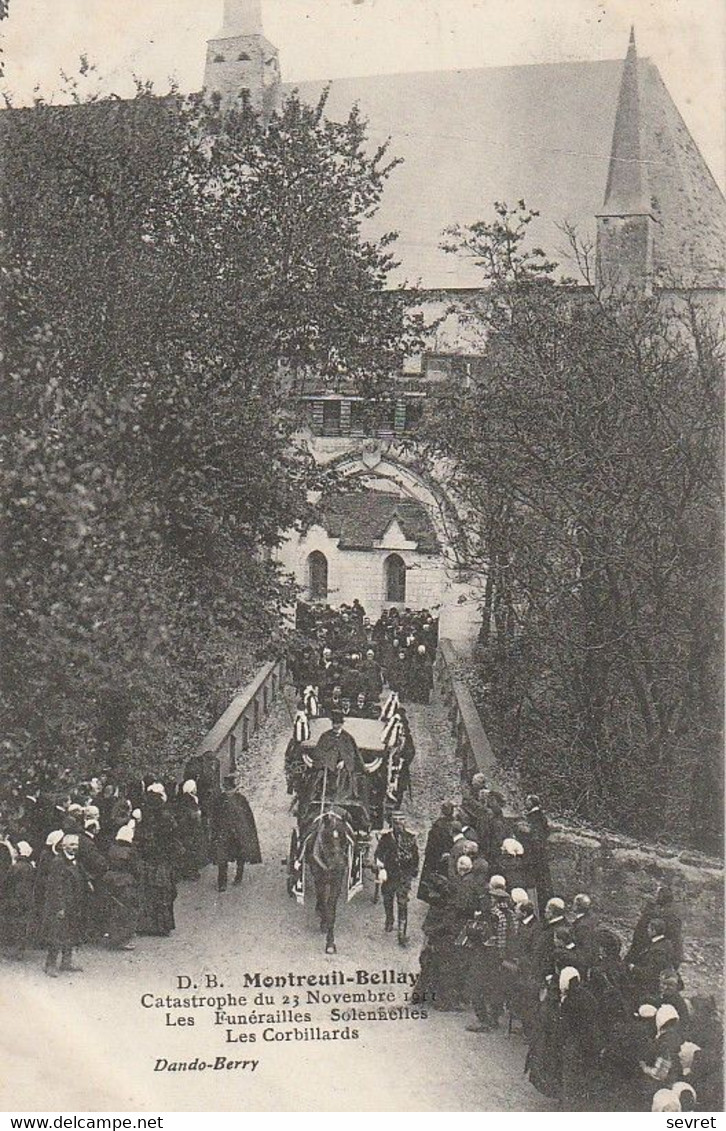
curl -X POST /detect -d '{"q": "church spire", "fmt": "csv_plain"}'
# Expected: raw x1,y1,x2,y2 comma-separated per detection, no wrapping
595,27,655,290
204,0,280,118
600,26,650,216
216,0,264,39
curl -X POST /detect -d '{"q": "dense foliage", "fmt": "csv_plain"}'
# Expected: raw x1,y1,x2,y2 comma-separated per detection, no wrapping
422,204,724,852
0,83,418,805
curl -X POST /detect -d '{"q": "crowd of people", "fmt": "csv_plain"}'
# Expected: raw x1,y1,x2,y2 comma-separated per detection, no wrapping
0,767,261,976
1,594,721,1114
413,775,723,1112
292,600,437,709
289,597,722,1113
286,601,438,826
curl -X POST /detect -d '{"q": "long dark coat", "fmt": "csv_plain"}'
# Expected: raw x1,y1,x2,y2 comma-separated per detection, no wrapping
375,828,419,888
174,793,208,876
104,841,142,943
560,983,605,1110
631,936,677,1000
524,808,553,908
1,858,36,947
210,793,262,865
39,854,85,947
310,729,365,803
588,956,633,1028
408,655,433,703
571,910,600,971
360,659,383,701
508,914,543,1036
526,985,563,1100
137,798,179,937
534,916,566,980
78,830,109,942
418,816,454,902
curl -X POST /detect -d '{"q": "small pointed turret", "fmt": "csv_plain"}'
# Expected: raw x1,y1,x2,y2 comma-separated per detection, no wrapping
596,28,655,290
600,26,650,216
204,0,280,118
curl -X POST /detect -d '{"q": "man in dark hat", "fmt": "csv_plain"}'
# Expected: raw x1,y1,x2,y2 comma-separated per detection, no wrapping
209,776,262,893
312,712,365,799
375,812,420,945
629,917,678,1001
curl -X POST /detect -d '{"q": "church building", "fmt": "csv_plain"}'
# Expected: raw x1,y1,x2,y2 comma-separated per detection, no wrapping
204,0,726,644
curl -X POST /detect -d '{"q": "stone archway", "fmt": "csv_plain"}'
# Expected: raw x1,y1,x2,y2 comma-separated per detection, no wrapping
320,445,486,648
326,446,467,569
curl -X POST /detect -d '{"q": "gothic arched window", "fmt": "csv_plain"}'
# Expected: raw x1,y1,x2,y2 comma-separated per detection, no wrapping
213,53,225,63
384,553,406,604
308,551,328,602
238,52,251,61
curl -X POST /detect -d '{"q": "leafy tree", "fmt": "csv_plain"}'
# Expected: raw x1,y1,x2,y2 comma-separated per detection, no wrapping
0,80,418,808
421,203,723,851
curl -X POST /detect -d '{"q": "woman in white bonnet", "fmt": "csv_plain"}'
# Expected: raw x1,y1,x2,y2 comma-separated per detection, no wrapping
103,821,141,950
31,828,65,939
639,1003,684,1094
558,965,603,1110
670,1081,697,1111
652,1087,681,1112
498,836,528,892
174,779,208,880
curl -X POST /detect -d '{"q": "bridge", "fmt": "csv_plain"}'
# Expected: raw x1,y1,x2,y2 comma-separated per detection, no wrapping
4,647,550,1112
6,644,720,1110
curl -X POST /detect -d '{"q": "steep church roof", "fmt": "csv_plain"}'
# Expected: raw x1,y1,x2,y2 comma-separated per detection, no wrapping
284,53,725,290
318,491,439,554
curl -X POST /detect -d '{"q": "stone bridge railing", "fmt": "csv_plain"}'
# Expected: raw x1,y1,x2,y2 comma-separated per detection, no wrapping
197,656,288,783
434,637,724,947
435,637,511,797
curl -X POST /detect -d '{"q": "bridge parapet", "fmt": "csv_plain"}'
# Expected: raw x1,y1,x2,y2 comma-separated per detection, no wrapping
435,637,513,799
197,656,287,781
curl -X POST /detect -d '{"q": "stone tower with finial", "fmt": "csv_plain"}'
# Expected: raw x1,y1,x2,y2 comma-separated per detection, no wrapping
204,0,280,117
596,28,656,291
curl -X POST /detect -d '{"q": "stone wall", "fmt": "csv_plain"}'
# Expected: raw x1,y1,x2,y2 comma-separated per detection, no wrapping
546,821,724,944
435,637,725,948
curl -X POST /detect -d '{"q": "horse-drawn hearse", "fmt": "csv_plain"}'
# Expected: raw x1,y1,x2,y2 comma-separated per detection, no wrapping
286,713,409,952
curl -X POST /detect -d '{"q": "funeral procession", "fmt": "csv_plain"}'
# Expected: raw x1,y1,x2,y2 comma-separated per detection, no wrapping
0,0,723,1114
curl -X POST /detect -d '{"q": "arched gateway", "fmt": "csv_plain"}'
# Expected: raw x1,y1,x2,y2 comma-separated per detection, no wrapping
276,443,486,649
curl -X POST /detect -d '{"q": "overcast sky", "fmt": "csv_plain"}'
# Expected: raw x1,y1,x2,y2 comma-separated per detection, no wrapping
2,0,724,186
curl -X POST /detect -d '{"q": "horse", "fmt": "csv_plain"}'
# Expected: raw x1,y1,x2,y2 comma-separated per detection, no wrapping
307,809,349,954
